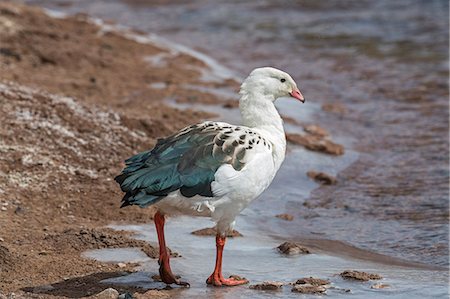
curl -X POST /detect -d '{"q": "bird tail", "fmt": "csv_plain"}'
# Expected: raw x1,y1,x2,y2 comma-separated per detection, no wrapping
114,150,180,208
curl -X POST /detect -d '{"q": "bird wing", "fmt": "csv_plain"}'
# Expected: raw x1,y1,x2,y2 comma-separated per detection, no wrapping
115,121,272,207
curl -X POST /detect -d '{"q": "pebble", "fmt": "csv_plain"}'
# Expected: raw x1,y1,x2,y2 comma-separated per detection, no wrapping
307,171,337,185
275,213,294,221
90,288,119,299
1,207,7,211
371,283,390,289
292,284,327,294
340,270,382,281
249,281,284,290
117,262,126,268
304,124,329,137
295,277,330,286
277,242,311,255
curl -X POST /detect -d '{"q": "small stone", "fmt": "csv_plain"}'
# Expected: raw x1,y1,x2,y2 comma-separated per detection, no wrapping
133,290,170,299
371,283,390,289
14,206,25,214
292,284,327,294
191,227,243,237
304,125,329,137
1,207,6,211
275,213,294,221
340,270,382,281
286,133,344,155
118,293,134,299
277,242,310,255
91,288,119,299
295,277,330,286
307,171,337,185
117,262,126,268
249,281,284,290
0,237,4,242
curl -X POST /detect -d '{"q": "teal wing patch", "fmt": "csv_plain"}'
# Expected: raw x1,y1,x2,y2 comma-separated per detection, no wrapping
114,122,252,208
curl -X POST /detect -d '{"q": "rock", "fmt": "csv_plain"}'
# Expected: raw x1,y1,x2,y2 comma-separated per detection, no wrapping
292,284,327,294
371,283,390,289
249,281,283,290
275,213,294,221
118,293,134,299
191,227,243,237
295,277,330,286
277,242,310,255
286,133,344,155
91,288,119,299
117,262,126,268
304,125,329,137
133,290,170,299
340,270,382,281
307,171,337,185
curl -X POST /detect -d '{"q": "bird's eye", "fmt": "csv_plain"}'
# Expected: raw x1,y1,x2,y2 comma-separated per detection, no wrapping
280,78,286,83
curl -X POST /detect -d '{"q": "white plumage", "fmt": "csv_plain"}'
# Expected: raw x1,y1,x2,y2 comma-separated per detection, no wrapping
115,67,305,286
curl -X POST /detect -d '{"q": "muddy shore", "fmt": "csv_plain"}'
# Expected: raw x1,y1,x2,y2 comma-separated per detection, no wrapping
0,2,237,296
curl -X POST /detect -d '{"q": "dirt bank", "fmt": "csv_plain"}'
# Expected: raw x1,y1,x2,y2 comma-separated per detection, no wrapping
0,2,233,296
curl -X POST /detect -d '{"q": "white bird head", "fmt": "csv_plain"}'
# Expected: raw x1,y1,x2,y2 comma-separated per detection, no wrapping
240,67,305,103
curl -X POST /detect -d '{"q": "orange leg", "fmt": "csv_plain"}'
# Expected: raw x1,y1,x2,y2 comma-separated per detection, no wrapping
206,234,249,286
154,211,189,287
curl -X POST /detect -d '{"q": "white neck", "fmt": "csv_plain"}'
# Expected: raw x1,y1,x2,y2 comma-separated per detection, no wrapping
239,90,286,170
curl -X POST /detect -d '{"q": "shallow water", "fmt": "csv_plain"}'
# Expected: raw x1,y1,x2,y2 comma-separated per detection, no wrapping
79,218,448,298
24,0,449,268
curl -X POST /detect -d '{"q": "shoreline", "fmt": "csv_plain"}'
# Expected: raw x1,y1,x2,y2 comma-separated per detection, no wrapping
0,2,447,298
0,2,238,294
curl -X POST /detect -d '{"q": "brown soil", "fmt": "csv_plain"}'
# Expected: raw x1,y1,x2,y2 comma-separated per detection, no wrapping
339,270,383,281
0,2,233,297
43,227,179,259
277,242,311,255
191,227,243,238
